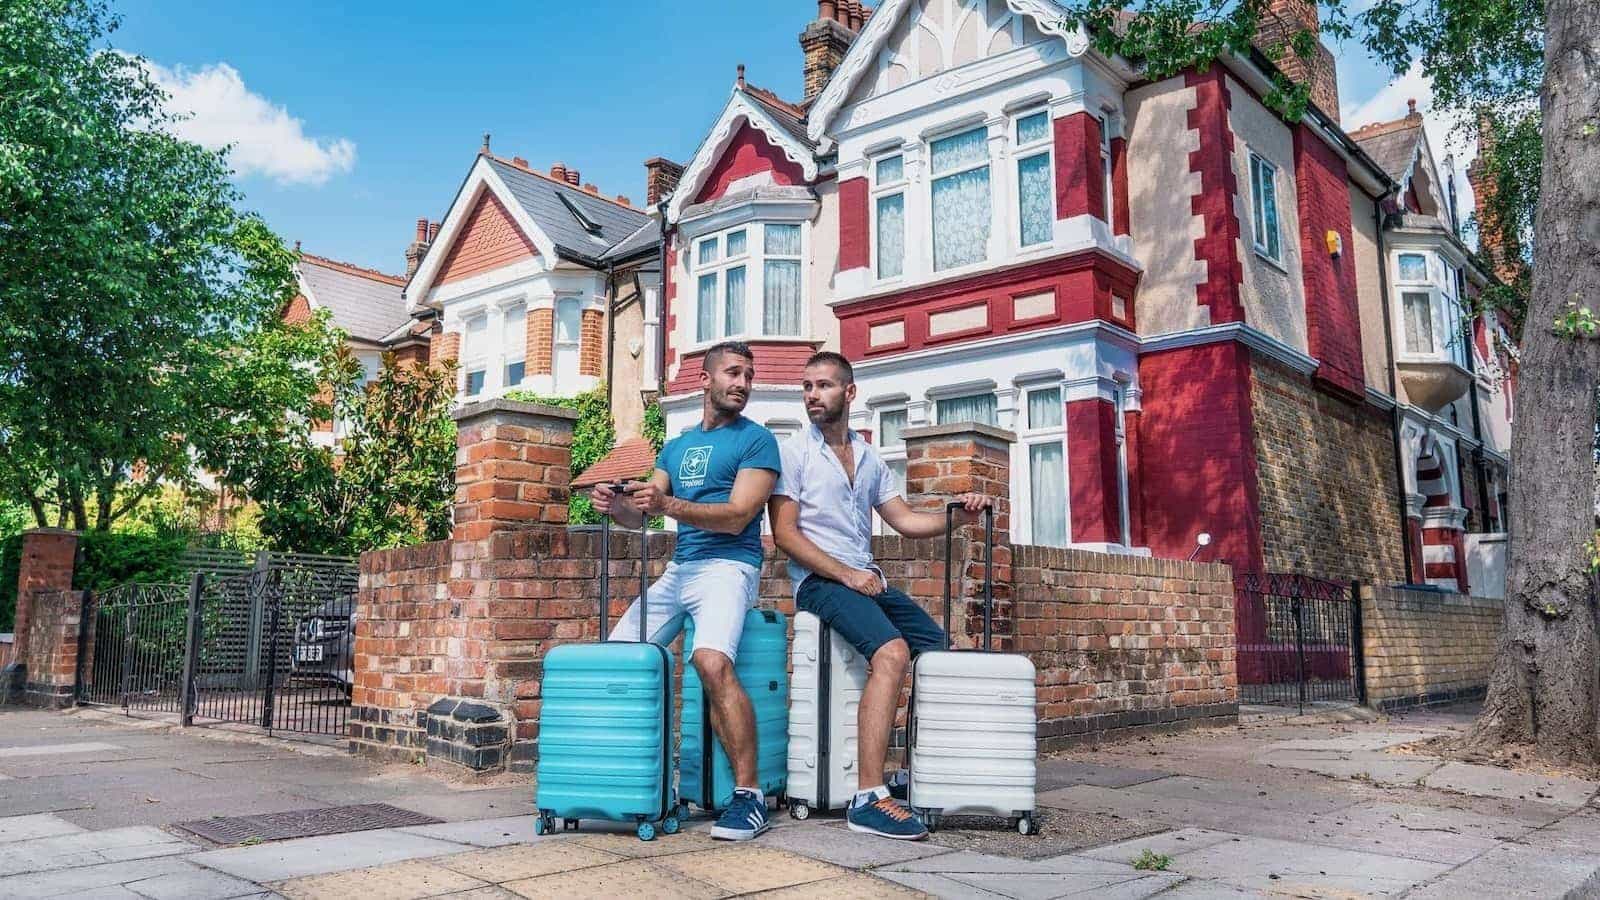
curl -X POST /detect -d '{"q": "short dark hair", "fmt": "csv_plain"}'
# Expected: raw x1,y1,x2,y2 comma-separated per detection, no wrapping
702,340,755,371
805,351,854,385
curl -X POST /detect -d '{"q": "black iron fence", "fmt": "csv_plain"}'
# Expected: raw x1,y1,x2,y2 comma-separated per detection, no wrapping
1235,573,1364,712
77,555,357,738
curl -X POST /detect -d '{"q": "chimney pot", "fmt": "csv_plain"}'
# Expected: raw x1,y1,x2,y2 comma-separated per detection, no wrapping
836,0,850,24
294,240,302,253
819,0,836,21
415,218,428,242
848,0,862,30
566,169,581,186
481,132,491,155
616,194,632,206
583,183,598,195
512,155,529,168
1407,98,1417,116
551,161,568,181
428,221,440,242
737,63,746,89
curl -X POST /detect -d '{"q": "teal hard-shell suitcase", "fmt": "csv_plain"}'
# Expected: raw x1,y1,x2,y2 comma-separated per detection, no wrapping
534,506,678,841
679,608,790,813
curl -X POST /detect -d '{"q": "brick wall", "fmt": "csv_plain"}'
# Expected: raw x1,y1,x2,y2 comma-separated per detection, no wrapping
1015,548,1237,749
349,540,452,761
1251,358,1406,584
19,591,84,709
1361,585,1502,710
529,307,554,376
578,308,603,378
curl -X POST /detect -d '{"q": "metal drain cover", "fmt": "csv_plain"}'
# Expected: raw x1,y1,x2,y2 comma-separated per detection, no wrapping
175,803,444,845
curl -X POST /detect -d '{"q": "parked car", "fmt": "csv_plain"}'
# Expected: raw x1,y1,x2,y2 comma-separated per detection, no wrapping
291,595,355,692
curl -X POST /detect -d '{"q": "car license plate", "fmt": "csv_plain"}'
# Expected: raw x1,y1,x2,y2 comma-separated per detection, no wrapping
297,646,323,663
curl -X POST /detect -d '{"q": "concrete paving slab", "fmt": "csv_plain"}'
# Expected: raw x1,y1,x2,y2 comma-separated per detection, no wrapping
653,846,845,894
429,888,521,900
1075,873,1188,898
361,787,535,823
1165,834,1451,896
876,870,1010,898
1145,879,1262,898
940,870,1159,900
1423,761,1598,809
272,859,486,900
1260,732,1440,753
0,741,124,757
1121,774,1357,814
189,829,466,882
570,829,723,858
755,820,950,869
1078,828,1242,863
120,861,266,899
1402,843,1600,899
0,825,194,877
921,807,1164,861
1258,750,1444,784
57,787,338,832
66,884,143,899
1036,785,1255,832
432,842,620,882
0,856,191,897
880,849,1139,876
1517,809,1600,855
395,815,540,847
754,871,929,897
1035,761,1172,792
503,858,728,899
0,813,87,844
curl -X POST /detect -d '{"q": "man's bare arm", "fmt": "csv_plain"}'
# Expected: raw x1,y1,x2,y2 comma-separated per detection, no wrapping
590,470,667,529
876,493,991,539
630,468,777,535
768,496,884,596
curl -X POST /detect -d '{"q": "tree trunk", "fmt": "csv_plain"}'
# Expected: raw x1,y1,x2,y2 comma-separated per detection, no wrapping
1471,0,1600,764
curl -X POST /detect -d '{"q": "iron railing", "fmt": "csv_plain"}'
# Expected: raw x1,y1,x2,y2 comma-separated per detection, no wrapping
1235,573,1364,712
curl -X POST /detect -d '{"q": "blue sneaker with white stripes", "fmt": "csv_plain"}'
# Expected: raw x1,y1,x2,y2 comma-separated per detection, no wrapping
710,789,770,841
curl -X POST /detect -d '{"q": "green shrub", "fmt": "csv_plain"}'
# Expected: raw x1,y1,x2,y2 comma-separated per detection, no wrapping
74,530,190,593
0,533,20,633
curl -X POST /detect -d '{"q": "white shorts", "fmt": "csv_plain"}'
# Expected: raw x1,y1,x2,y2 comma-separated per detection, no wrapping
607,558,760,663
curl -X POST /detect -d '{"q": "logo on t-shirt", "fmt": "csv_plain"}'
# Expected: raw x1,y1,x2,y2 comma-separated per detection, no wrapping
679,445,713,487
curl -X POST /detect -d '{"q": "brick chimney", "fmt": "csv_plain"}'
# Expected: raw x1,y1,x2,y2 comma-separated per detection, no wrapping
801,0,860,103
1253,0,1340,122
565,168,581,187
551,161,568,183
1467,114,1526,285
406,217,431,279
645,157,685,206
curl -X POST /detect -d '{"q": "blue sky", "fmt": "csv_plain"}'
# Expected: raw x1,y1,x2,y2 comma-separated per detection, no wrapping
109,0,1449,275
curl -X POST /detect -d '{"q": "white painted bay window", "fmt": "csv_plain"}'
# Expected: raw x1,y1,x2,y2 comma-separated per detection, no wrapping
1022,386,1067,547
935,392,998,426
1249,152,1282,263
1395,250,1469,367
689,223,806,344
873,155,907,279
502,303,527,389
764,224,802,336
875,406,908,535
553,297,581,392
930,127,992,271
1015,111,1054,248
462,314,488,397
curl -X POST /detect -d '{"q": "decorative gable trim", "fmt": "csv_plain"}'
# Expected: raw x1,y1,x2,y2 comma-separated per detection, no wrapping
806,0,1091,148
406,157,558,310
667,91,820,223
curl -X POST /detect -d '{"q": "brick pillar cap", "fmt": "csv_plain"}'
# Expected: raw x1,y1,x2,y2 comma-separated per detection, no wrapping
902,422,1017,446
452,398,581,425
21,528,78,537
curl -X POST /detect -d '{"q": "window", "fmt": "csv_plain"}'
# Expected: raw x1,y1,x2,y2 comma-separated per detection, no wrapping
1015,112,1053,248
1023,387,1066,547
553,298,581,392
503,303,526,388
462,314,487,397
690,222,804,343
875,407,909,535
1249,153,1282,262
1100,117,1115,224
874,155,906,278
1402,291,1435,354
935,392,997,426
930,127,992,270
1398,253,1428,282
764,224,802,336
1395,251,1470,366
1112,384,1132,546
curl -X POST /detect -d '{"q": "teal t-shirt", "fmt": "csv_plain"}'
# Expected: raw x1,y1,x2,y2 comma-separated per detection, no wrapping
657,416,781,567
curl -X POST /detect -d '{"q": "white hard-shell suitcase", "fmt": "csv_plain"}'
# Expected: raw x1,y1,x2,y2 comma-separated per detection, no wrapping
908,504,1039,835
784,610,869,820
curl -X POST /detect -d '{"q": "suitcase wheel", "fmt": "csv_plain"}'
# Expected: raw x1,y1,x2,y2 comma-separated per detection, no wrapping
636,822,657,842
923,812,941,833
563,818,579,831
789,801,811,821
1012,815,1038,836
662,816,680,835
534,813,555,836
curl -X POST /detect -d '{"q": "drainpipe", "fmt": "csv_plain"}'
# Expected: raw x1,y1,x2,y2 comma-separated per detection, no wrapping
655,201,670,395
1374,198,1415,585
1459,265,1493,532
604,261,618,412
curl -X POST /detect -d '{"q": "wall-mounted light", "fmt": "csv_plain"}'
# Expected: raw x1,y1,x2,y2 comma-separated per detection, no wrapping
1325,230,1343,257
1187,532,1213,561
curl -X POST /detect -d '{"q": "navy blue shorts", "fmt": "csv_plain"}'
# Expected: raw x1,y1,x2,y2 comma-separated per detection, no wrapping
796,575,948,661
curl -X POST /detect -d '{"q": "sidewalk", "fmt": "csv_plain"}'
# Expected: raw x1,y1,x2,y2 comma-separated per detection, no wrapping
2,704,1599,898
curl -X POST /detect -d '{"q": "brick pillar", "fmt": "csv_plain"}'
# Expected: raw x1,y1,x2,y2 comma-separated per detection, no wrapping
903,423,1014,649
1067,398,1123,546
453,399,579,542
578,308,603,377
9,530,78,671
529,306,554,376
1054,112,1105,222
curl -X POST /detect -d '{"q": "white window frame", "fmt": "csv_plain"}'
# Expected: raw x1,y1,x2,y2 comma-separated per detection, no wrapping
1018,385,1068,547
871,152,908,282
501,301,527,390
1014,110,1054,250
1098,115,1114,224
1112,383,1132,547
552,296,584,394
1249,151,1283,264
873,404,909,536
1393,249,1470,369
687,222,807,349
928,124,994,273
461,313,488,398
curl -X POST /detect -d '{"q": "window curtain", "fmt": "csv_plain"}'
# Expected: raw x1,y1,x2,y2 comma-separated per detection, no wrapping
1018,153,1052,247
931,129,991,270
877,193,905,277
1029,443,1067,546
1402,291,1434,353
726,229,747,257
697,274,717,341
1027,388,1062,429
935,393,997,426
879,409,907,447
725,266,746,336
764,262,801,335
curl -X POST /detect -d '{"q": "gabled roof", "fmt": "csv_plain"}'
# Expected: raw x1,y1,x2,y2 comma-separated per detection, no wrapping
295,254,411,345
1350,116,1424,186
484,157,649,266
571,437,657,489
600,215,663,264
667,84,821,223
806,0,1092,148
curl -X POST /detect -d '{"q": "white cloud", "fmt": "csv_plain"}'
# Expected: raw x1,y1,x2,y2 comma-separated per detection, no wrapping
1343,62,1478,233
140,59,356,187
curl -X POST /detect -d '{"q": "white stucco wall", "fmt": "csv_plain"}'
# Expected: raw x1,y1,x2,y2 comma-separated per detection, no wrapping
1227,76,1308,354
1124,76,1208,336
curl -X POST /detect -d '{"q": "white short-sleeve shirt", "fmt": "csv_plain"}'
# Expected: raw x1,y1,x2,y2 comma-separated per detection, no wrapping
774,424,901,595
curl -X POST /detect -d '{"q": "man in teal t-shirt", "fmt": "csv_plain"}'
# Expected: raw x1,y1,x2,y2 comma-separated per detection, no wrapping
592,341,780,842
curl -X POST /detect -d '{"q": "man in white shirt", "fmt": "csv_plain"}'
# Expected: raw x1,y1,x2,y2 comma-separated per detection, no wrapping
769,351,990,841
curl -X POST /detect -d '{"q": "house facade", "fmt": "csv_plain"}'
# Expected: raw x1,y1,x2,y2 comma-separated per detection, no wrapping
650,0,1516,593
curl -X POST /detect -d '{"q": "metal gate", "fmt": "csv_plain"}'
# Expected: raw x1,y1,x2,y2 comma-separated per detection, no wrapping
1235,573,1365,712
78,556,357,738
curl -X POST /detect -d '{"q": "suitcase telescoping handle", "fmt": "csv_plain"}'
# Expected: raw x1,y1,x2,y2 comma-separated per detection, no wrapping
599,483,650,642
943,502,996,651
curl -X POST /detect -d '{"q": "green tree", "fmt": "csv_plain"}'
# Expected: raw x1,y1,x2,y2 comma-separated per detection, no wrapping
0,0,295,531
199,314,457,555
1062,0,1593,762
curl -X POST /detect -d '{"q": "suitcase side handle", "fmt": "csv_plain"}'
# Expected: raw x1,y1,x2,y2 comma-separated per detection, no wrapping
943,502,996,651
600,483,651,643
